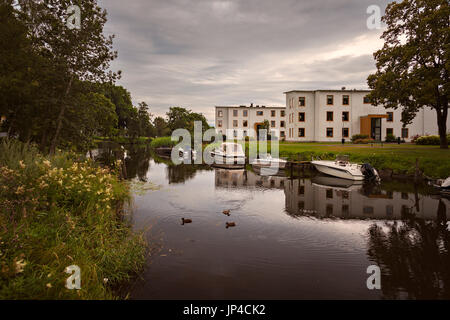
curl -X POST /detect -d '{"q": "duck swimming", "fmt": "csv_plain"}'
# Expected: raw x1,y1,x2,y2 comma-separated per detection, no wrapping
181,218,192,225
223,210,230,216
226,222,236,228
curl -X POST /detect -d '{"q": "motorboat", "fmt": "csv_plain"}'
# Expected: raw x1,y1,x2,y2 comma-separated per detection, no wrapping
177,146,197,161
251,154,287,169
311,175,363,192
251,154,287,175
311,155,380,182
211,142,246,169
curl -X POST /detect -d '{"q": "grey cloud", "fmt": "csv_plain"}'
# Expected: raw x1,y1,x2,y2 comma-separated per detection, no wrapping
99,0,391,122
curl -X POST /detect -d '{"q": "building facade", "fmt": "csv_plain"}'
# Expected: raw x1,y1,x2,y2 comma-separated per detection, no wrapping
215,105,286,139
215,89,447,142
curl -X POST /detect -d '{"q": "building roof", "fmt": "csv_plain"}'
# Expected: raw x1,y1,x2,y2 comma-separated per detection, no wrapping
215,105,285,109
283,89,371,94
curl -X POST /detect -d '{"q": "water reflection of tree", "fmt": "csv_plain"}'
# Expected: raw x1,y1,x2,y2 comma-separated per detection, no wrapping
367,200,450,299
166,164,212,184
124,145,151,182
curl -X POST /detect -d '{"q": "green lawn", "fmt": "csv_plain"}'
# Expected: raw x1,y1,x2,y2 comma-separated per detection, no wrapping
246,141,450,178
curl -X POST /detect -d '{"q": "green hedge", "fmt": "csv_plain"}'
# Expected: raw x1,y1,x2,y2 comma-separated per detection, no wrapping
415,135,450,145
150,136,177,148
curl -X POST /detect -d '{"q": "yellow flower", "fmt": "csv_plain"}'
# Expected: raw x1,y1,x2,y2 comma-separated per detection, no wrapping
15,259,27,274
19,160,26,169
43,160,51,168
46,283,52,288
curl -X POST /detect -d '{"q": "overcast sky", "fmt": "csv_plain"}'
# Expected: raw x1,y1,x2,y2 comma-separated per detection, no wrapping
98,0,390,124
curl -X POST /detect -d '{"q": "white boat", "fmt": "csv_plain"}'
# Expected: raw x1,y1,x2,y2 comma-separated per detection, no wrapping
211,142,246,169
177,147,197,160
251,154,287,175
311,155,380,181
251,154,287,169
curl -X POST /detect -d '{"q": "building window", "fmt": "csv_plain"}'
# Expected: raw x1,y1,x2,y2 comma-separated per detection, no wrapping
271,121,276,127
218,110,223,117
218,120,222,127
342,95,349,105
401,128,409,138
243,110,248,117
326,204,333,216
363,95,370,104
298,185,305,195
280,121,285,128
281,110,285,117
386,128,393,136
299,112,305,122
271,110,276,117
401,192,408,200
233,130,238,137
299,97,305,107
342,204,349,215
326,111,333,121
326,189,333,199
342,128,349,137
298,128,305,137
243,130,247,136
257,111,263,116
243,120,248,127
327,95,334,105
326,128,333,137
363,206,374,215
233,110,238,117
342,111,349,121
342,191,349,199
387,112,393,122
280,131,285,137
386,205,393,217
233,120,238,127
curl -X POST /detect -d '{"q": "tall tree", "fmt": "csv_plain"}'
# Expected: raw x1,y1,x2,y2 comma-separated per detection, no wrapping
367,0,449,148
17,0,119,152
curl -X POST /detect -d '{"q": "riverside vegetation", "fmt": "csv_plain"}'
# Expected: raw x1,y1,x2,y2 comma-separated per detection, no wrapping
0,140,146,299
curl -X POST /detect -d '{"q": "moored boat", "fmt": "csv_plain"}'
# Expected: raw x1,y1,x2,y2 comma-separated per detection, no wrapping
311,155,380,182
211,142,246,169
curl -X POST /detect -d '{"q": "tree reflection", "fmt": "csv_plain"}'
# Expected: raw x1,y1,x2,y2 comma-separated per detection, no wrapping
367,200,450,299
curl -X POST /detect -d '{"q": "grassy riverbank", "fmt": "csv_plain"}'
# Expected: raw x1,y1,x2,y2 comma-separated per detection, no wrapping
0,140,146,299
274,142,450,178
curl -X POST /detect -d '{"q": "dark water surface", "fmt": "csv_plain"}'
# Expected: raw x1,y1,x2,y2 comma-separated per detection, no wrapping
98,145,450,299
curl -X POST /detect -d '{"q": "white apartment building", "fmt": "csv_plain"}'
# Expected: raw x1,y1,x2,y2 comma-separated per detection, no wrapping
285,89,447,142
215,104,286,139
215,89,448,142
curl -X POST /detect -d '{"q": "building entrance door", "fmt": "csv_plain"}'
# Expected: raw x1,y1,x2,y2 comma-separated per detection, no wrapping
371,118,381,141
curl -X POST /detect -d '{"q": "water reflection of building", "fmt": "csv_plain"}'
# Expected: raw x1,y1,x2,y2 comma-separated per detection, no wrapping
284,177,449,220
215,169,286,190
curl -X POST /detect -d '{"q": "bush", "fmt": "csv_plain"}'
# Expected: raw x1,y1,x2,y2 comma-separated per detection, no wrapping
416,135,441,145
385,134,397,142
353,138,373,144
150,136,177,148
351,134,369,142
0,139,146,299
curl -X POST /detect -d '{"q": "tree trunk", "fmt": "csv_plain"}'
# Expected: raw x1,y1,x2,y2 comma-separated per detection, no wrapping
436,105,448,149
50,77,73,154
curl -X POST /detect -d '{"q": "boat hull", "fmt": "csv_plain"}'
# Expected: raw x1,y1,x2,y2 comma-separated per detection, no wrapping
312,162,365,181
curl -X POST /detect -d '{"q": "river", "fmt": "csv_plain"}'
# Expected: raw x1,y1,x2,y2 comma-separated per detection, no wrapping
95,144,450,299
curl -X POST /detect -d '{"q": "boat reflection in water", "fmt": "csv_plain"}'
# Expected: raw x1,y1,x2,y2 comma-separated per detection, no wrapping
215,169,450,299
215,169,449,221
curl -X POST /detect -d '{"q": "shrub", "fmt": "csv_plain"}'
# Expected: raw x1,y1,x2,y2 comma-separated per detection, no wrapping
0,139,146,299
353,138,373,144
385,134,397,142
416,135,440,145
410,134,421,143
351,134,369,142
150,136,177,148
